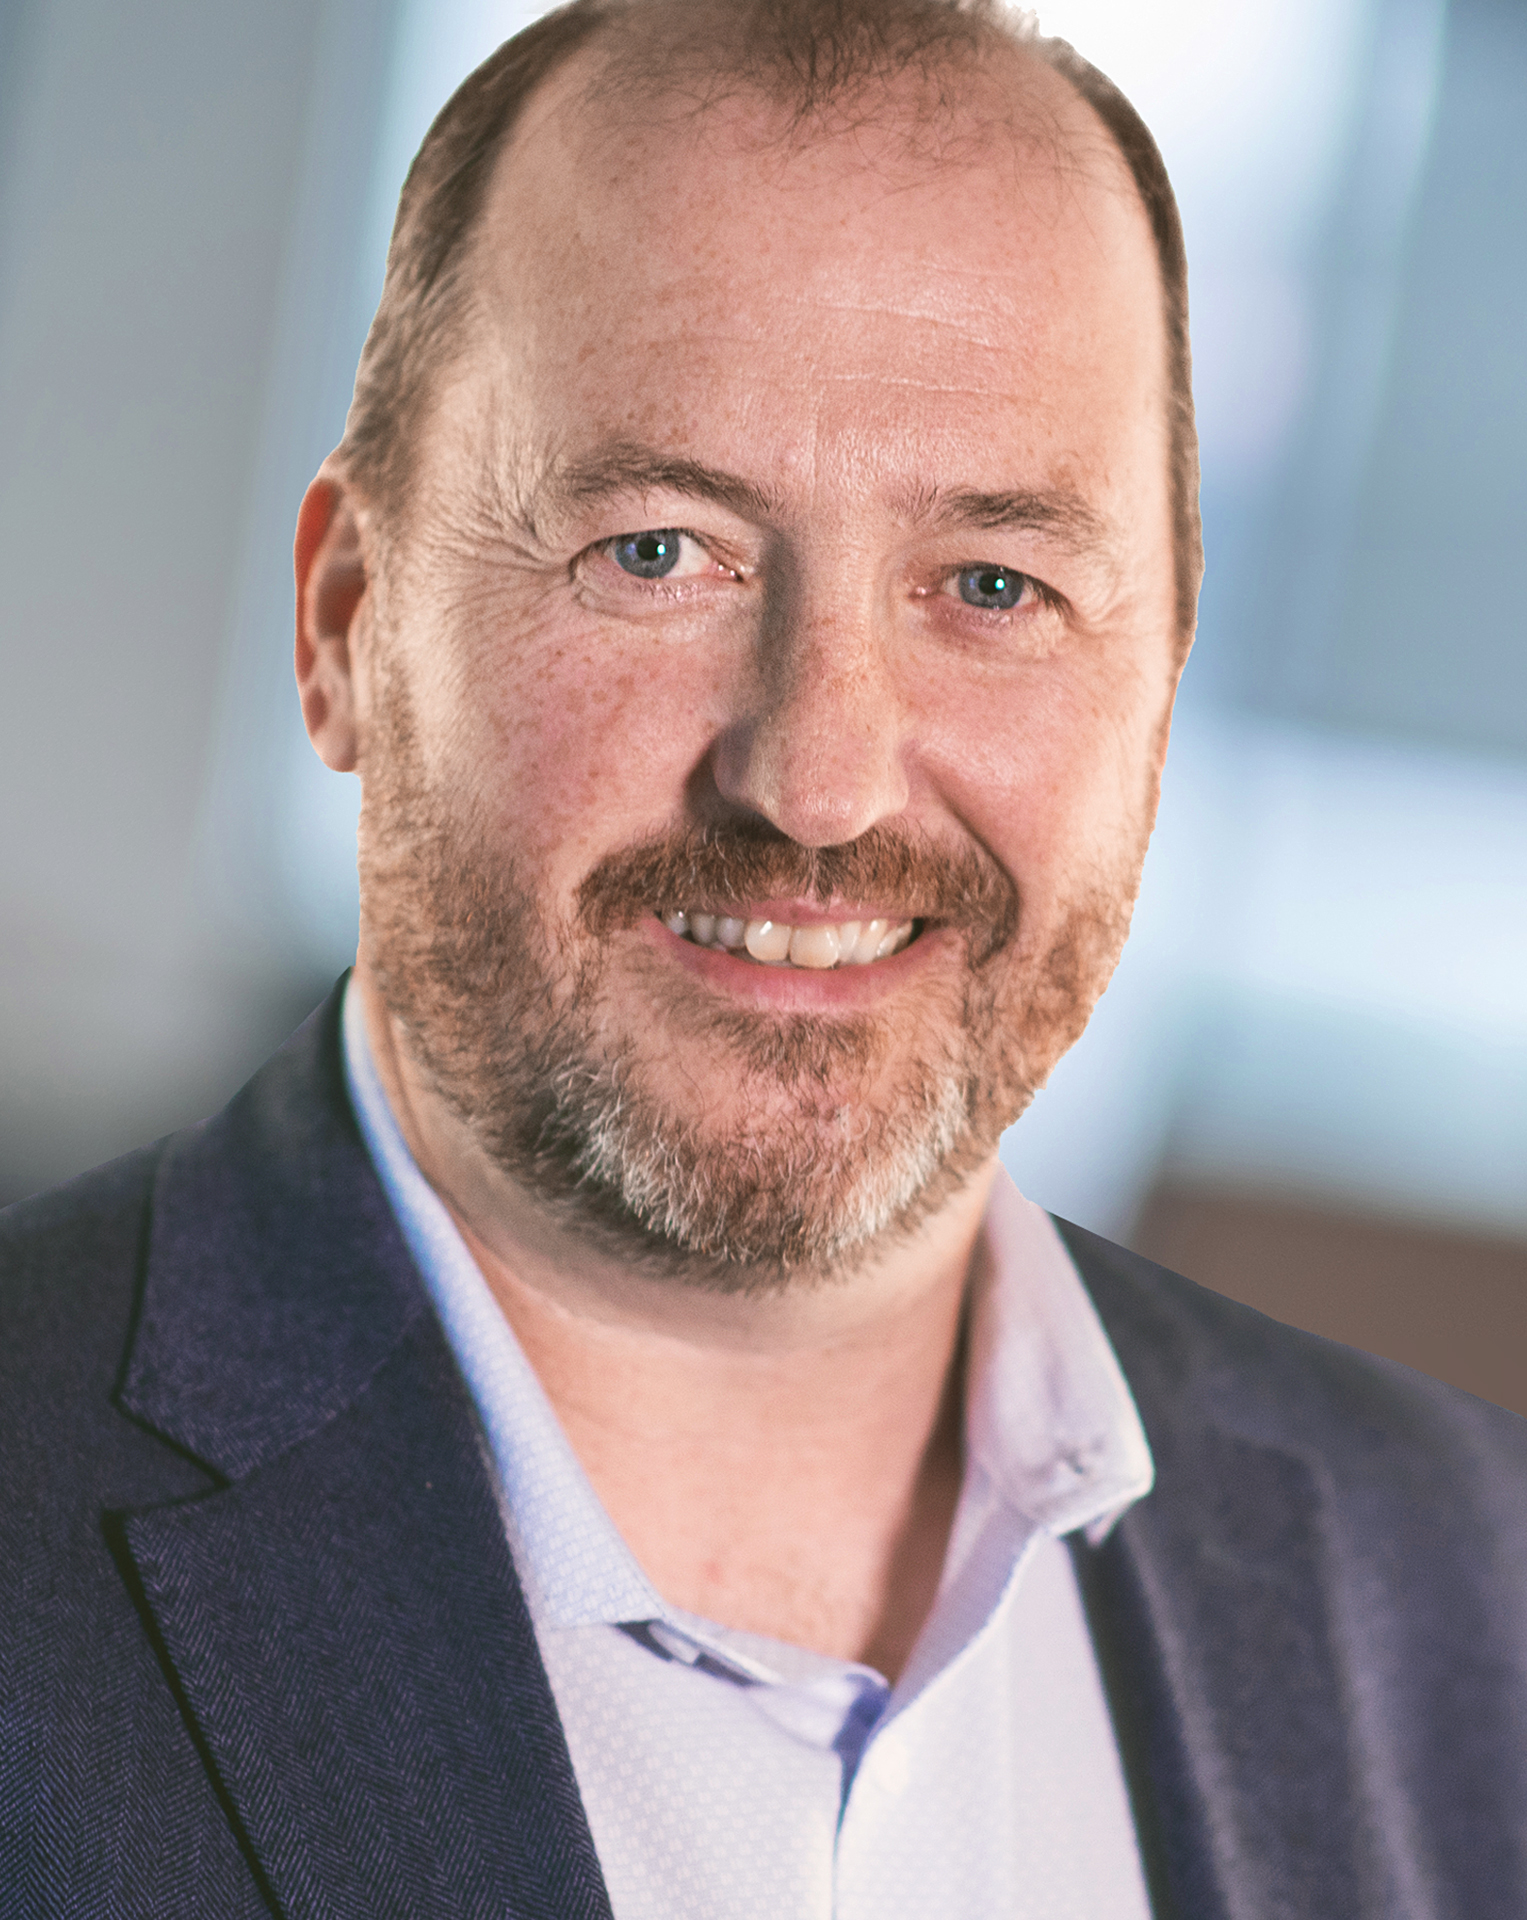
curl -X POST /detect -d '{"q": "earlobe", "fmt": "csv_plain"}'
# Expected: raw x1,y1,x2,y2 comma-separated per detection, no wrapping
294,469,370,773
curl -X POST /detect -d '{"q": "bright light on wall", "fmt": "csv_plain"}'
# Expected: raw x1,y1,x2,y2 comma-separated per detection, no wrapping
1040,0,1372,236
1044,0,1378,486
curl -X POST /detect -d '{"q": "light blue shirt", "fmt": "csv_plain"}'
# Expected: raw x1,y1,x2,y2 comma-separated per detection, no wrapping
343,982,1157,1918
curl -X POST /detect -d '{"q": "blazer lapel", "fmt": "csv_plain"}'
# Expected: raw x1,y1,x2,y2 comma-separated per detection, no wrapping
109,997,1379,1917
111,989,613,1920
1061,1220,1378,1920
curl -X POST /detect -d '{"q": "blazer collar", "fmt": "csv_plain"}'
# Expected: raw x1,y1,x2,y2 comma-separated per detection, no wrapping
1060,1218,1375,1920
111,984,614,1919
118,985,427,1479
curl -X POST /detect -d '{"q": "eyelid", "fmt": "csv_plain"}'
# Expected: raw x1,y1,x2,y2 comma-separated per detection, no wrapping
582,526,745,586
935,562,1045,603
602,527,702,565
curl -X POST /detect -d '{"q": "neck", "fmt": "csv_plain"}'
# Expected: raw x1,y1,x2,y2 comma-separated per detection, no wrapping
356,963,997,1677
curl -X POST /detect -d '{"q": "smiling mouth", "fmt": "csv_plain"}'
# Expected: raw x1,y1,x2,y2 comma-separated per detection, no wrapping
662,910,917,970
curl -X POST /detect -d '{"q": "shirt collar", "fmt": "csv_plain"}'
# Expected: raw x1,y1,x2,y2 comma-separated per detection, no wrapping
343,981,659,1629
341,979,1153,1650
966,1172,1154,1542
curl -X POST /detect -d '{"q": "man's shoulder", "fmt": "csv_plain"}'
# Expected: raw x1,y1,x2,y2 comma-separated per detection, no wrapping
0,1146,162,1416
1063,1220,1527,1904
1058,1213,1527,1529
0,985,350,1457
0,1143,223,1640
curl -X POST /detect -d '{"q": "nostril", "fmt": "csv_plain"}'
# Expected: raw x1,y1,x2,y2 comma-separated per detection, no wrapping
708,699,910,850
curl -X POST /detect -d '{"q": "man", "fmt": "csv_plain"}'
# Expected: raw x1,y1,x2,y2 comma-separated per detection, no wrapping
4,1,1525,1914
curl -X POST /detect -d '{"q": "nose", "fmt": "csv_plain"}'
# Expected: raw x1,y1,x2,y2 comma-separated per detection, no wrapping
711,583,910,848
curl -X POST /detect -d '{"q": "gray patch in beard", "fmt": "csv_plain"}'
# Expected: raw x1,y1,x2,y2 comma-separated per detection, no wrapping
357,667,1131,1288
507,1019,979,1282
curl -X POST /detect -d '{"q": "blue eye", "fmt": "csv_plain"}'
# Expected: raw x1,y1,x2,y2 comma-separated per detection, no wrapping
955,565,1027,610
613,530,684,578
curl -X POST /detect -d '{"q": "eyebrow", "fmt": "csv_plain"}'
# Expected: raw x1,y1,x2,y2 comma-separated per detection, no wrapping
896,482,1115,555
540,442,785,527
532,440,1114,559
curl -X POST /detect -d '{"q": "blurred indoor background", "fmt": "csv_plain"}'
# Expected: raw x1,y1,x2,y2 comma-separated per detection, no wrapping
1,0,1523,1406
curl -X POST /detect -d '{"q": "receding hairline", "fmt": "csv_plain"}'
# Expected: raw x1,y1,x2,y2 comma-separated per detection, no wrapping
481,16,1138,247
336,0,1202,641
456,21,1155,406
555,0,1092,147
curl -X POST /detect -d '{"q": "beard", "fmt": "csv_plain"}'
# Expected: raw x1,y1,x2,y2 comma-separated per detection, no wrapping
358,666,1138,1290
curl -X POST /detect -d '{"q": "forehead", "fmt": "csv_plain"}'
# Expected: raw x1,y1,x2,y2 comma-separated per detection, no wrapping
449,46,1166,515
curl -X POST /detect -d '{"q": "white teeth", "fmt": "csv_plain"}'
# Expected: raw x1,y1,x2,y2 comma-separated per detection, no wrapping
788,923,841,970
743,918,793,963
667,909,916,968
847,918,889,965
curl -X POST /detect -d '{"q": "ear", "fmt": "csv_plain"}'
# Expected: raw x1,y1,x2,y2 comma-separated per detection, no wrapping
294,467,370,772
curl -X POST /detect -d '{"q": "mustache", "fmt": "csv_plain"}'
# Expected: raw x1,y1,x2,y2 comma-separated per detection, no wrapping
577,820,1019,967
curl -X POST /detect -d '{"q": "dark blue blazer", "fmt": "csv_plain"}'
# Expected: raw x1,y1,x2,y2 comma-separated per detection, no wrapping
4,985,1526,1917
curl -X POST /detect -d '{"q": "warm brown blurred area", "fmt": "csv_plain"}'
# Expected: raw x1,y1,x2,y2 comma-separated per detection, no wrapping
1134,1185,1527,1418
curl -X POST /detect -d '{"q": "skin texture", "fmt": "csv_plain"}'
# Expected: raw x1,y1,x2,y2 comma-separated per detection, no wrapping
294,47,1185,1675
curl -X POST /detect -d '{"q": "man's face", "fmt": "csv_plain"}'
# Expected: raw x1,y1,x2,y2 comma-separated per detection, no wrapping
355,57,1183,1282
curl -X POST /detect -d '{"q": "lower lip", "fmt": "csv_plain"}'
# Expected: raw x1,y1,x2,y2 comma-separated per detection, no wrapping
643,916,945,1008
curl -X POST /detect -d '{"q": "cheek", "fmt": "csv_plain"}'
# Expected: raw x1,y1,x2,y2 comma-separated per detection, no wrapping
915,650,1165,910
438,611,736,880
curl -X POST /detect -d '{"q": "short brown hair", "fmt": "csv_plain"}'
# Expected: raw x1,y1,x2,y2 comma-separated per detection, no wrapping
338,0,1201,639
